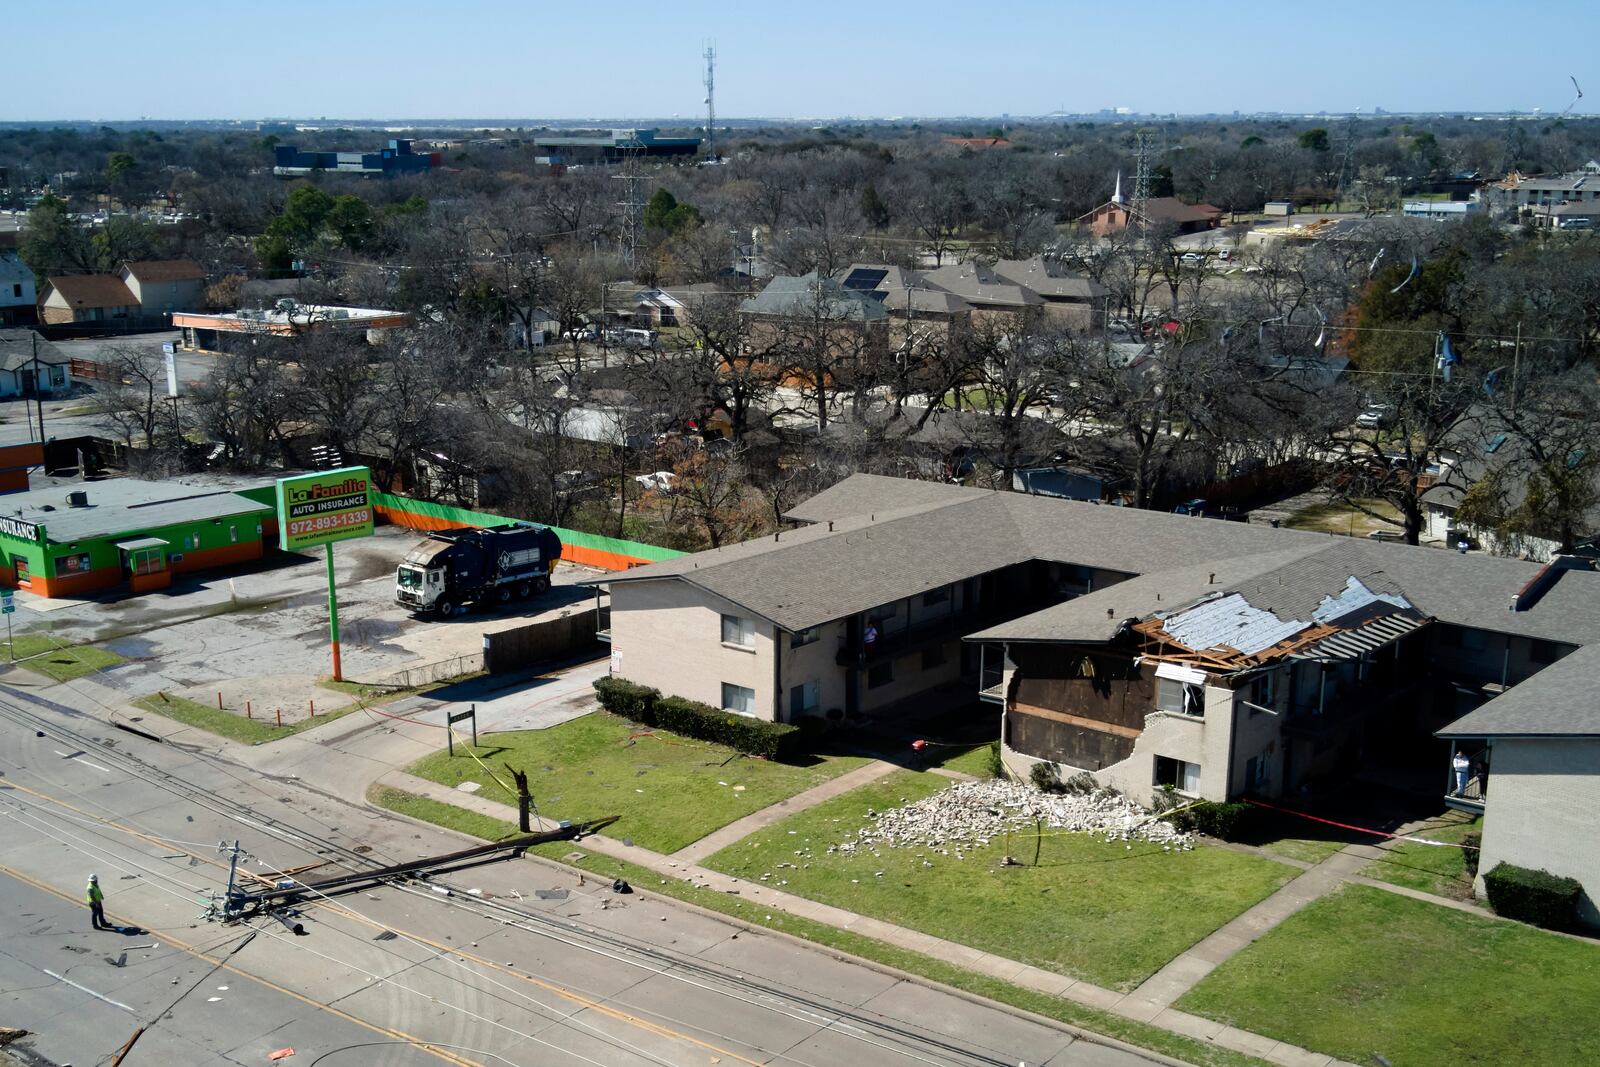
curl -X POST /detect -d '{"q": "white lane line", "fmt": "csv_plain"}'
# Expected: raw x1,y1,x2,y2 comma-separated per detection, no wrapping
42,968,136,1013
53,749,113,774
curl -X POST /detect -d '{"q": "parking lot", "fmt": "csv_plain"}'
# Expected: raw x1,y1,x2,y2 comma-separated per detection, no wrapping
5,525,597,700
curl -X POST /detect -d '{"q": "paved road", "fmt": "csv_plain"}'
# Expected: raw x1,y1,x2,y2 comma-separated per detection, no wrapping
0,682,1169,1067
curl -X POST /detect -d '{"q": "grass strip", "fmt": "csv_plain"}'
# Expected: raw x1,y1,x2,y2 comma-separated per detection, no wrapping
370,782,1273,1067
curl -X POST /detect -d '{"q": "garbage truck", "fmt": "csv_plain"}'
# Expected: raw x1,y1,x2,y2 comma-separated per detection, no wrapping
394,523,562,616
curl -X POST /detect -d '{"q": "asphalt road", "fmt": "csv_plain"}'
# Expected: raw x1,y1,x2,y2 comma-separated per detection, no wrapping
0,682,1170,1067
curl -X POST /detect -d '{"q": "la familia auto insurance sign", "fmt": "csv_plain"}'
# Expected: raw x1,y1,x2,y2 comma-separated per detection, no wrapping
276,467,375,551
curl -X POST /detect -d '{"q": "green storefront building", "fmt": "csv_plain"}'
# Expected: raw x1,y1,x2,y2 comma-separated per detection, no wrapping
0,477,280,598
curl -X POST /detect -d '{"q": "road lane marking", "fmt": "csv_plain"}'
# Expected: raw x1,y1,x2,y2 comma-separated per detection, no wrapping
53,749,113,774
41,968,136,1013
0,864,482,1067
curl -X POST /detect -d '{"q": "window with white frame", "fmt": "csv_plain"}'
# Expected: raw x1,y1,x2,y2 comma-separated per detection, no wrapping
721,682,756,716
1156,678,1203,717
721,613,754,648
1154,755,1201,794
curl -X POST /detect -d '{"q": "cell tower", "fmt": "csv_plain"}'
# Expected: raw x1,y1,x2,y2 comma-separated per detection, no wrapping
703,42,717,161
1131,128,1154,224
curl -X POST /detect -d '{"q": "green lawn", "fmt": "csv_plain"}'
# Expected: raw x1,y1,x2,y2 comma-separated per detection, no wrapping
7,633,124,684
134,693,360,744
1361,814,1481,899
405,712,872,854
8,634,125,682
932,740,1000,778
369,782,1273,1067
703,770,1295,990
1179,885,1600,1067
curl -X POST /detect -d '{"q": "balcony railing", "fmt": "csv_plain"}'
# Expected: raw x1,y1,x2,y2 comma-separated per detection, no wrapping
1444,740,1488,813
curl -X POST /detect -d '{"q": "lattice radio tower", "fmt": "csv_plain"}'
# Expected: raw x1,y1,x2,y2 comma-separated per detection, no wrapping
703,42,717,161
1131,128,1154,225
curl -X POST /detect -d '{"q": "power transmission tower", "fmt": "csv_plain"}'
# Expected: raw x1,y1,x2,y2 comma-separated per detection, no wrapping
1131,128,1153,227
612,145,646,268
1336,111,1358,208
703,42,717,161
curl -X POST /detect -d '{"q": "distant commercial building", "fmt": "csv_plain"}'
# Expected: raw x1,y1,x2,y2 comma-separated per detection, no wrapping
1402,199,1484,221
0,476,280,597
273,139,439,177
172,302,414,353
530,129,701,166
0,250,36,327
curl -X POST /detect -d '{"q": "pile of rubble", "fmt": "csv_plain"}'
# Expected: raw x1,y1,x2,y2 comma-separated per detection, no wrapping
833,779,1193,858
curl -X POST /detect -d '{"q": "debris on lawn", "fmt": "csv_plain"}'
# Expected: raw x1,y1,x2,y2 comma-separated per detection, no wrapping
831,780,1193,857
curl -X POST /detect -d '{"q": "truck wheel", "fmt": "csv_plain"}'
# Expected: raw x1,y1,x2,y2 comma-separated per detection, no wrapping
532,576,550,596
436,599,455,618
515,581,531,599
497,586,512,604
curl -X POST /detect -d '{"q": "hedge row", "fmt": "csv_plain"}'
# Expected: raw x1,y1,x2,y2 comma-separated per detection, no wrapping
1483,862,1581,930
592,676,801,760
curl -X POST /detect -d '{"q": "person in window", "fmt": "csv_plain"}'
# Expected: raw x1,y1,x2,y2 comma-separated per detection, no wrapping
863,623,878,650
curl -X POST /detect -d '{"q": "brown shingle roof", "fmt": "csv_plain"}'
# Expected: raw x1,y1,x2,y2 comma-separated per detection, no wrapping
43,274,138,309
123,258,205,283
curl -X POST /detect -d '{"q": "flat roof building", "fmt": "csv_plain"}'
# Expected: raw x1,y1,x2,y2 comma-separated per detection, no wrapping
273,139,439,177
172,303,414,353
530,129,701,166
0,476,281,597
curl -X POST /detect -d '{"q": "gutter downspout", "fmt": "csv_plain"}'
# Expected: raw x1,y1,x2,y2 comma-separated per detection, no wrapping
774,629,783,722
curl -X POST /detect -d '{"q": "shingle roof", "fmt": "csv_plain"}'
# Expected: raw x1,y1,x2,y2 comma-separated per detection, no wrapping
835,264,974,316
123,258,205,283
0,329,69,372
43,274,138,309
740,272,888,321
1437,646,1600,738
920,262,1043,308
598,473,1600,645
988,257,1106,302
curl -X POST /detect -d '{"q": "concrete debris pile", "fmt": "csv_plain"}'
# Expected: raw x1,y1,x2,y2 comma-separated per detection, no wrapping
833,780,1193,857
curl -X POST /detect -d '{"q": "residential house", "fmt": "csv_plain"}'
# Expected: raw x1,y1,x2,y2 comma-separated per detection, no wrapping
835,264,973,349
119,259,205,322
1438,642,1600,926
37,274,140,326
919,261,1044,323
634,283,728,329
0,329,72,397
590,472,1600,925
739,272,890,398
987,256,1107,328
0,250,36,327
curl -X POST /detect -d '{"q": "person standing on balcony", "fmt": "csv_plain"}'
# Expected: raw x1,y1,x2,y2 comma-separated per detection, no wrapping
1451,750,1471,796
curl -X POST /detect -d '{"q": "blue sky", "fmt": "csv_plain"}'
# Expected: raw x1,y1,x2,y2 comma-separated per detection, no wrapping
6,1,1595,121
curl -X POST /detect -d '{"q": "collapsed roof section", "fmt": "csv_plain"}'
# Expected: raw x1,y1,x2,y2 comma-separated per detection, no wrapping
1133,576,1430,672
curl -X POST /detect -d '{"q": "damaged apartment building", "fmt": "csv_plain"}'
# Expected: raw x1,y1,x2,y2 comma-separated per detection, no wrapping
589,474,1600,922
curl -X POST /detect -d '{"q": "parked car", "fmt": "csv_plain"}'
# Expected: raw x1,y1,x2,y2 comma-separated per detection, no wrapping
1179,252,1205,267
1356,405,1394,429
633,471,676,492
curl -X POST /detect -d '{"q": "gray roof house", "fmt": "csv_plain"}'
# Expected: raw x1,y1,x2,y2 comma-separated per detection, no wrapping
589,473,1600,926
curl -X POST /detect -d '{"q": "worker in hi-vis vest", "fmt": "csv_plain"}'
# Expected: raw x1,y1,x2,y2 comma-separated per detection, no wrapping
86,873,109,930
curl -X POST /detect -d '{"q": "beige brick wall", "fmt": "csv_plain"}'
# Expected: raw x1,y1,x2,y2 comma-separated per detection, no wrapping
1476,737,1600,926
609,578,778,720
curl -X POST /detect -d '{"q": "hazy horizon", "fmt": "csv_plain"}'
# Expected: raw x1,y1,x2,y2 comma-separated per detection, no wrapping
5,0,1595,123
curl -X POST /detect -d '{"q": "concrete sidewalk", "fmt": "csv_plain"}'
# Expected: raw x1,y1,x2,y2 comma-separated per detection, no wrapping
374,768,1360,1067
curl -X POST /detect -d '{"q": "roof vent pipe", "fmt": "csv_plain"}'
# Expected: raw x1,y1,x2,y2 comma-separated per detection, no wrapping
1208,572,1216,584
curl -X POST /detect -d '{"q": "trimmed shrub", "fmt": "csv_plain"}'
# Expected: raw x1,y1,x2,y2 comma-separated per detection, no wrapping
1029,761,1064,794
1062,771,1099,795
651,695,801,761
1188,800,1255,841
592,676,659,724
1483,862,1581,930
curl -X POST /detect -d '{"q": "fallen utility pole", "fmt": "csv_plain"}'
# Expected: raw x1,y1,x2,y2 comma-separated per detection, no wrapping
222,816,619,919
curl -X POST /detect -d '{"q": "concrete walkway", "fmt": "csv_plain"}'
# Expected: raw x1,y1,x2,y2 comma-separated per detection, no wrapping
375,768,1361,1067
670,759,900,864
